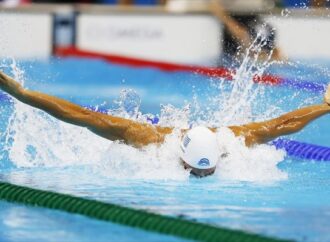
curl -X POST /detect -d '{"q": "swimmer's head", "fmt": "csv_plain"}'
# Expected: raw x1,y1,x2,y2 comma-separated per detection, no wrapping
180,126,219,177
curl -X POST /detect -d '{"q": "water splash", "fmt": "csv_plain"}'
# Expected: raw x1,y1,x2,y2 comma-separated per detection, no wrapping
112,89,141,119
97,131,189,180
216,127,287,182
1,60,110,168
0,38,288,182
198,32,277,127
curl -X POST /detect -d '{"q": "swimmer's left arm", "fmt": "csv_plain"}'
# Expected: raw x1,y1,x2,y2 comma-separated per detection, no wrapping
0,71,173,147
230,97,330,146
234,104,330,145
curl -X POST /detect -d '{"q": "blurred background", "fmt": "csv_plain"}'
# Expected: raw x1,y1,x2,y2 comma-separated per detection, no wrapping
0,0,330,65
1,0,329,6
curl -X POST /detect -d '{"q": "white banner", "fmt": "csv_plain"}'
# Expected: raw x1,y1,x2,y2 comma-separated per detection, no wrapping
77,14,222,66
0,13,52,59
265,16,330,59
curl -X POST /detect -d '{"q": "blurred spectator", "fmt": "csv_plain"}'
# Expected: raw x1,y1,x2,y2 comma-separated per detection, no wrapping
210,0,283,62
310,0,330,7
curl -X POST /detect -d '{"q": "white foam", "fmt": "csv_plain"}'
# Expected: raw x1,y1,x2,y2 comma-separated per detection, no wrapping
216,127,287,182
97,130,190,180
4,101,111,168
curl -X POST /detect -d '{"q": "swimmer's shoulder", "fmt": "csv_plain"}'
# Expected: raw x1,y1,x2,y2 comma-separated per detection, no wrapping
205,126,241,135
156,126,174,135
226,125,260,146
227,125,245,136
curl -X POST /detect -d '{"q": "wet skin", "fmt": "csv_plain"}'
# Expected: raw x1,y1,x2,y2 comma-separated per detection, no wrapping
1,71,330,176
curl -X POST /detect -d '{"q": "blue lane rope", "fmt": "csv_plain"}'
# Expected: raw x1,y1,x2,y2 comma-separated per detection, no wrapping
272,138,330,161
0,93,10,102
280,79,326,94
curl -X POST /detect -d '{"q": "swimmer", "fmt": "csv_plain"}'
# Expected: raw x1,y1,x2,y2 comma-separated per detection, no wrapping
1,71,330,177
209,0,284,61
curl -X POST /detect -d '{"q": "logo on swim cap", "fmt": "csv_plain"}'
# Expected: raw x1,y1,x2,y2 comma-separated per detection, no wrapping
198,158,210,167
183,136,191,148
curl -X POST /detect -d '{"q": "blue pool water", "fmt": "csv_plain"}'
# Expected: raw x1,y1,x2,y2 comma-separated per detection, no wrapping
1,57,330,242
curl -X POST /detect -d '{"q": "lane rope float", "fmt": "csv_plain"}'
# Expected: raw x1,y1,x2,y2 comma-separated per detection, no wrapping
0,182,292,242
272,138,330,161
55,47,326,93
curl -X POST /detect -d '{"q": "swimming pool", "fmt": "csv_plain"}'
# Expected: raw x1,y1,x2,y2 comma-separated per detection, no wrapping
1,56,330,242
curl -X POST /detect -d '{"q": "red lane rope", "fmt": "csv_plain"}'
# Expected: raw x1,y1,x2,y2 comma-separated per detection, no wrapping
54,47,282,85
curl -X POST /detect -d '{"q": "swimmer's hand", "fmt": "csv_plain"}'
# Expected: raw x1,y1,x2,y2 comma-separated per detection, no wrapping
0,71,6,87
324,84,330,105
0,71,24,95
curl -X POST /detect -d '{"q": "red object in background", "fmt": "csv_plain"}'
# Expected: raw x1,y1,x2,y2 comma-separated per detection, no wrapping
253,74,282,85
55,47,282,86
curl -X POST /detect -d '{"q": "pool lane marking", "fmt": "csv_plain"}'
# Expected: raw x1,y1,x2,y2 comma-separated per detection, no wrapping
0,182,293,242
0,93,10,102
272,138,330,161
55,47,326,93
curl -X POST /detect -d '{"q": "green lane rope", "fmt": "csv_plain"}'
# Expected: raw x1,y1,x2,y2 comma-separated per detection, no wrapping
0,182,292,242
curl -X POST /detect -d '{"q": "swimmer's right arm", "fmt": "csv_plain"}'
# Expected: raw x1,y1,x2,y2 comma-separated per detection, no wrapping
0,71,172,147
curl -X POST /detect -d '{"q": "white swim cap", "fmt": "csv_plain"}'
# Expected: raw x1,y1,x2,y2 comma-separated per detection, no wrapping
180,126,219,169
